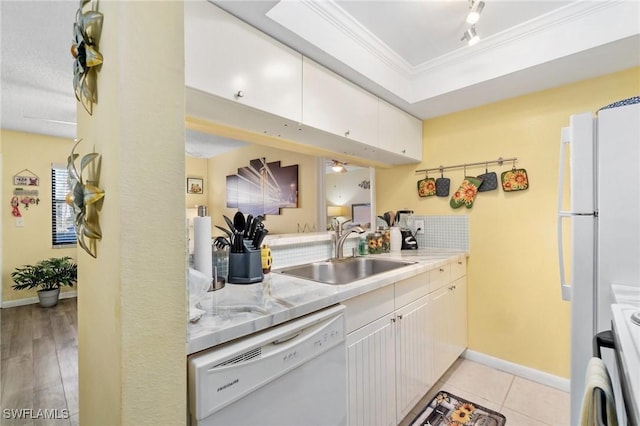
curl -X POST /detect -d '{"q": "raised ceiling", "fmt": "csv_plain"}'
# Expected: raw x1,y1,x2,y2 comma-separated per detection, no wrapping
1,0,639,146
215,0,640,119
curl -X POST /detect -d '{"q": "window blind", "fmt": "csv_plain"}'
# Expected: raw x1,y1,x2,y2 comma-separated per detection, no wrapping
51,166,77,246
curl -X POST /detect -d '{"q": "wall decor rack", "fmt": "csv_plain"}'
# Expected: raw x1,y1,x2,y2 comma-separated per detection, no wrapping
415,156,518,174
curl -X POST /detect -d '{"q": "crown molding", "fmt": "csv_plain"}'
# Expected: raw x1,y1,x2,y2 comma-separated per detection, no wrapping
298,0,414,77
266,0,638,106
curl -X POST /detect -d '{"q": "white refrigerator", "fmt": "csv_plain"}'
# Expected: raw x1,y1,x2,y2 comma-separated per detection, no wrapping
558,97,640,425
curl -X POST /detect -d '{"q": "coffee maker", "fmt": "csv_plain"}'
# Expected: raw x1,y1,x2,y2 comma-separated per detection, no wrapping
396,210,418,250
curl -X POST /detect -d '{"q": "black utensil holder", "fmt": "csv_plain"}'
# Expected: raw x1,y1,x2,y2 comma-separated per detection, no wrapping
228,248,263,284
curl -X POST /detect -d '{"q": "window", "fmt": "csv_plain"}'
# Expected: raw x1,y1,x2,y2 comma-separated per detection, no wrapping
51,165,77,246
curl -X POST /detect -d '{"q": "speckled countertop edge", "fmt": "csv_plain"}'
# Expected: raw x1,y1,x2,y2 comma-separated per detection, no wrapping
187,248,467,355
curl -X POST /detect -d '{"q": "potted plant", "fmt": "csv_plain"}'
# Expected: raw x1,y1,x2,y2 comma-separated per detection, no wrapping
11,256,77,307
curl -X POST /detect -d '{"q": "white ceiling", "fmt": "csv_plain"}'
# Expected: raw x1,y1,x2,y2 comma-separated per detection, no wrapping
1,0,639,154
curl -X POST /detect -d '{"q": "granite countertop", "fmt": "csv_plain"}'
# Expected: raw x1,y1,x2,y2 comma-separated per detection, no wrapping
187,248,467,355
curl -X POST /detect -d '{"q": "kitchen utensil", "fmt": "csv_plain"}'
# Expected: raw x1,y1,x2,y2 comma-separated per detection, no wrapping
223,215,236,233
501,166,529,191
477,163,498,192
233,212,245,235
232,231,245,253
215,225,233,240
214,236,230,249
249,217,259,239
383,212,391,227
253,228,269,249
244,214,253,238
435,170,450,197
388,211,395,226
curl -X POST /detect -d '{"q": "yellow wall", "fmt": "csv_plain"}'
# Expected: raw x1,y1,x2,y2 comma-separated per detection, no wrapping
207,144,318,234
377,66,640,378
1,130,77,302
76,2,186,424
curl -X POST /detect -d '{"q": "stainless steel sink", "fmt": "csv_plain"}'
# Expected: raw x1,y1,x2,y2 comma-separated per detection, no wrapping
277,257,415,285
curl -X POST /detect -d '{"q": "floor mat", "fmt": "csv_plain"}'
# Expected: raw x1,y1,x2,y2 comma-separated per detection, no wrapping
410,390,507,426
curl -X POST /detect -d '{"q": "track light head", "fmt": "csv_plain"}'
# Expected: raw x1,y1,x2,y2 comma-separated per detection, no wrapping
461,26,480,46
466,0,485,24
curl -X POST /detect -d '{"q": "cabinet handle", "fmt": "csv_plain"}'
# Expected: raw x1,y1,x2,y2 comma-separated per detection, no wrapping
402,149,406,154
234,90,244,98
448,286,454,290
390,317,396,323
344,130,350,137
439,268,444,272
397,314,403,320
457,261,462,265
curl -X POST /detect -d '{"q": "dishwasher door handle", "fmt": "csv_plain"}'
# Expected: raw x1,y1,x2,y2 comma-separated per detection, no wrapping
272,332,301,345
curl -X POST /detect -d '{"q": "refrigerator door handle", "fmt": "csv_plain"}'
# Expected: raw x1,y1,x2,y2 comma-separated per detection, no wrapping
557,129,572,301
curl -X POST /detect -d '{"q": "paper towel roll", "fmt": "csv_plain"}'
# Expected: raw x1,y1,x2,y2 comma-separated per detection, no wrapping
390,227,402,253
193,216,213,281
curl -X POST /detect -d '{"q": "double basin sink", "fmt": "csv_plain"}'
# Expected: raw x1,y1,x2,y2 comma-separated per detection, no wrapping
276,257,415,285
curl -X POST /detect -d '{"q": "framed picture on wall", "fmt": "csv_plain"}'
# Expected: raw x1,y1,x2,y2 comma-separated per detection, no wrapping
187,177,203,194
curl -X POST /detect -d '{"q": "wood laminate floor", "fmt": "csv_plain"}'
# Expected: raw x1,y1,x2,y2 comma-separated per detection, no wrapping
1,298,78,426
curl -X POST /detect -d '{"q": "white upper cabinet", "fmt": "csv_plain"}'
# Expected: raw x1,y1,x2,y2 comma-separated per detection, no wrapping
302,58,378,147
184,1,422,166
184,2,302,123
378,99,423,161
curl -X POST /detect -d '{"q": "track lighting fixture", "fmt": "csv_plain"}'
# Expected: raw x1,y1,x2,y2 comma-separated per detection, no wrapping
466,0,485,24
461,26,480,46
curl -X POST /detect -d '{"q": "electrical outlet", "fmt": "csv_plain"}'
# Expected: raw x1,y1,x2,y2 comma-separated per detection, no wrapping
414,220,424,234
15,217,24,227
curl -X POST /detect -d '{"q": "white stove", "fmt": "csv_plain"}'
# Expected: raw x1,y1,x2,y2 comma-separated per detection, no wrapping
611,285,640,425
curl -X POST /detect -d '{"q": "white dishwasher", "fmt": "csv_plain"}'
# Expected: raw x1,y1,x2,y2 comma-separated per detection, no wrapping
188,304,346,426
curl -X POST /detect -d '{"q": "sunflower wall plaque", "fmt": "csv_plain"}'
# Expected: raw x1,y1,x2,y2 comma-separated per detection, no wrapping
67,139,105,258
72,0,104,115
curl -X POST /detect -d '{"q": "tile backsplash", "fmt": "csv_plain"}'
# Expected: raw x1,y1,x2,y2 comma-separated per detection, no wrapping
409,215,469,251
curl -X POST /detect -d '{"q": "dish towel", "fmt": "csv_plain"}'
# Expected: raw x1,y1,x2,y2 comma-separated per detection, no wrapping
579,357,618,426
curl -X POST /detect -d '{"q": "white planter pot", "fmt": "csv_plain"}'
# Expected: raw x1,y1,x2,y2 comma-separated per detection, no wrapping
37,288,60,308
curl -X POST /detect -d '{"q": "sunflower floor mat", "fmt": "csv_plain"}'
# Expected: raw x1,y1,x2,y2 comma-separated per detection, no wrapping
410,390,506,426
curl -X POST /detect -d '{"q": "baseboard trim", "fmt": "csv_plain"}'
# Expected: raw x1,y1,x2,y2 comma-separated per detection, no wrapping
463,349,570,392
1,291,77,308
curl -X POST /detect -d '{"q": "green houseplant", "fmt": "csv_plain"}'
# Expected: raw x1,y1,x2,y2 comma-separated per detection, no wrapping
11,256,77,307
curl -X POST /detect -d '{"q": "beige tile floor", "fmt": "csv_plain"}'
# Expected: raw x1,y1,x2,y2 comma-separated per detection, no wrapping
399,358,571,426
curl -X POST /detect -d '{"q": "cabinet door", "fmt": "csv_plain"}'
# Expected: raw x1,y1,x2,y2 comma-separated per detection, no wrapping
185,1,302,122
347,313,396,426
450,277,468,360
430,285,451,381
378,99,422,161
302,58,378,146
395,296,432,423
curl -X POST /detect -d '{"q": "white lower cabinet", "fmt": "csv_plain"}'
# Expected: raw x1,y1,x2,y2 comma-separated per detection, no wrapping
345,259,467,425
395,296,432,422
346,297,432,426
347,313,397,426
430,275,468,381
344,273,432,426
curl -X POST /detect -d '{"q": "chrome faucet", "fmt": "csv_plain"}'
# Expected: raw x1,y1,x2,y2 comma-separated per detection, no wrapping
335,219,366,259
